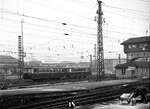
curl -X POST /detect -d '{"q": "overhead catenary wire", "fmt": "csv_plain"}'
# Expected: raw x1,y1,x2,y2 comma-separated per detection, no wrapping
0,25,138,47
27,0,95,22
0,21,138,43
102,3,150,15
34,0,150,17
0,8,148,39
0,19,131,44
0,0,149,62
0,45,95,60
103,8,149,21
1,0,149,26
0,15,144,37
0,8,96,30
0,14,142,37
1,6,149,32
69,0,96,5
127,0,150,3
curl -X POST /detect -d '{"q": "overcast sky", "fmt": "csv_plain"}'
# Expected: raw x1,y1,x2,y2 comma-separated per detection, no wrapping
0,0,150,63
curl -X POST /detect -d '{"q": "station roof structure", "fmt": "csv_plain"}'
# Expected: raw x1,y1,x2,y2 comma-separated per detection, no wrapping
0,55,18,65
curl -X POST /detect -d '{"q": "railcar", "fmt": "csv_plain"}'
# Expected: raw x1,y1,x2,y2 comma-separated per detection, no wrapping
23,66,91,81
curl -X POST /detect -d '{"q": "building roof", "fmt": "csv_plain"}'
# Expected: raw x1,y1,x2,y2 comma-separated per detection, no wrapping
121,36,150,45
115,61,150,69
0,55,18,64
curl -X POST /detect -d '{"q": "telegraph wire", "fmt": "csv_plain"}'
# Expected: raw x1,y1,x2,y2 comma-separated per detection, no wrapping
1,0,143,61
0,29,96,46
103,8,149,20
0,8,62,25
23,21,96,36
0,50,32,55
1,16,143,35
0,22,139,42
0,8,146,43
0,8,95,30
129,0,150,3
0,24,139,45
70,0,96,5
41,0,150,16
28,0,94,22
1,1,149,24
0,8,148,34
0,17,97,38
1,14,141,37
31,0,150,21
0,10,148,36
0,20,140,42
103,3,150,15
42,0,95,10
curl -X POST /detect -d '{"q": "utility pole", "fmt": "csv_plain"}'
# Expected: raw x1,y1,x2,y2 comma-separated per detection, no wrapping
18,19,24,79
97,0,105,81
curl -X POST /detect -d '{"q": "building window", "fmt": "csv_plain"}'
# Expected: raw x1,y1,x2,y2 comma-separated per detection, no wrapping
122,68,126,75
139,43,148,50
128,44,137,49
132,44,136,48
128,45,132,49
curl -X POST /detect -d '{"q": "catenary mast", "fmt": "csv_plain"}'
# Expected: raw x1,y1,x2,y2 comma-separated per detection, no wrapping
97,0,105,81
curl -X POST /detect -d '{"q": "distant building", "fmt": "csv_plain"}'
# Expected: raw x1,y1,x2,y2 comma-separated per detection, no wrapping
0,55,18,76
92,58,126,75
115,36,150,79
26,60,42,66
104,59,126,74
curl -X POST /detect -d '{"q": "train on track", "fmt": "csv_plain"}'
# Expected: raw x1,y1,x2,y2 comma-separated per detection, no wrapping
23,66,91,81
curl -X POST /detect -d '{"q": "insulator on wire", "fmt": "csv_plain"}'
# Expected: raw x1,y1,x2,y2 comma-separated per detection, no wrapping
64,33,69,35
62,23,67,25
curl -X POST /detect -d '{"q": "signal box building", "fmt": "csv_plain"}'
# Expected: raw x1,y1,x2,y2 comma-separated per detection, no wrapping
115,36,150,79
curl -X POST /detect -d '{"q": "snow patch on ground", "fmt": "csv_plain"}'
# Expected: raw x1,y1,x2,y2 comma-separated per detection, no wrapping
92,101,150,109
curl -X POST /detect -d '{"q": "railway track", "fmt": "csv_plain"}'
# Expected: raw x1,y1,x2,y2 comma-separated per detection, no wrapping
8,79,149,109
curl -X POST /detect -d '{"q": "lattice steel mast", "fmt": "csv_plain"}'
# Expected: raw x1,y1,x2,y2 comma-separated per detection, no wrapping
18,20,24,79
97,1,105,81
